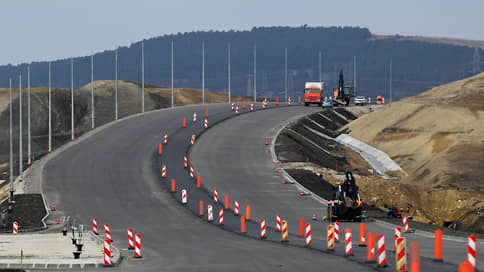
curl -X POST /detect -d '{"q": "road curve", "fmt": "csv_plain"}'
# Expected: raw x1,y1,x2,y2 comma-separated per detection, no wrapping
190,106,483,271
40,103,377,271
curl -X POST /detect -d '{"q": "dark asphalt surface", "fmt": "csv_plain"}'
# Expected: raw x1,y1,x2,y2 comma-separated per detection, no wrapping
41,102,379,271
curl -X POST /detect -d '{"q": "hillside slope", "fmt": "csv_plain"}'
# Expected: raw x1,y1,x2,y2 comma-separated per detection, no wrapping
342,73,484,231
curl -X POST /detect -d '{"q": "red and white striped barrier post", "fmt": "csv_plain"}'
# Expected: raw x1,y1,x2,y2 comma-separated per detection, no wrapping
305,223,312,246
134,233,142,258
204,118,208,128
219,209,224,225
327,225,335,251
127,228,135,250
105,224,112,242
104,239,112,266
213,189,218,203
395,227,402,251
312,213,316,220
345,228,353,256
193,113,197,123
184,156,188,168
163,133,168,144
234,200,239,215
181,189,187,204
359,223,366,247
377,234,387,267
276,214,281,231
250,103,254,111
231,103,235,110
288,97,291,105
368,97,371,104
92,218,98,235
468,234,477,268
402,216,411,233
189,166,194,179
13,221,18,234
260,219,267,239
396,237,406,271
334,221,340,242
235,105,239,115
207,205,213,221
281,220,288,242
190,134,196,145
161,165,167,178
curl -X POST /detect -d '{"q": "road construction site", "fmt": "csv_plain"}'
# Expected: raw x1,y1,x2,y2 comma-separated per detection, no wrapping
0,99,481,271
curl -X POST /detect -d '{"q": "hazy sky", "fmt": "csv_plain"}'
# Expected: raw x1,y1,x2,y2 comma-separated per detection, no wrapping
2,0,483,65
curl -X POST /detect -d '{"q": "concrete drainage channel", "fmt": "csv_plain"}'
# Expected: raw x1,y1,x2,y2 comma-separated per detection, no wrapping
156,105,464,272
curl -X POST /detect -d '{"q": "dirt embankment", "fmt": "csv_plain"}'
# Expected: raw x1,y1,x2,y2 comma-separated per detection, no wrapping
341,73,484,233
0,80,249,183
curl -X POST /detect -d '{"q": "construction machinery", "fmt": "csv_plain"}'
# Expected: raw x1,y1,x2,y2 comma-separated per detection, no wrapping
332,71,354,106
327,171,364,222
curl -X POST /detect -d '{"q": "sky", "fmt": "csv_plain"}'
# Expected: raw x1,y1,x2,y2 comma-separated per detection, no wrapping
1,0,483,65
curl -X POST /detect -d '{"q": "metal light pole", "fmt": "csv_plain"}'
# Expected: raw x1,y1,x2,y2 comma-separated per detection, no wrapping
27,65,31,165
253,43,256,102
141,41,145,113
228,42,231,104
71,58,74,140
202,40,205,104
171,40,174,108
9,78,13,198
354,56,357,95
91,55,94,128
115,49,118,120
19,75,23,182
48,62,52,152
285,48,288,101
390,59,393,102
319,51,322,83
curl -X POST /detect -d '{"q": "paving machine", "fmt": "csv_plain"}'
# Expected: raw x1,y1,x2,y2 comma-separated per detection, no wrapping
328,171,364,221
332,71,354,106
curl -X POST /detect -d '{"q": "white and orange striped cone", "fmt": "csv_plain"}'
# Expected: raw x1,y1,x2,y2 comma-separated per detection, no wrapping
276,214,281,232
334,221,340,242
260,219,267,239
92,218,98,235
235,106,239,115
104,239,112,266
161,165,167,178
345,228,353,256
189,166,194,179
13,221,18,234
234,200,239,216
193,113,197,123
134,233,142,258
288,97,292,105
207,205,213,221
312,213,316,220
305,223,312,247
219,209,224,225
204,118,208,128
127,228,135,250
402,216,412,233
368,97,371,104
394,226,402,251
231,103,235,111
377,234,387,267
396,237,407,271
163,133,168,145
213,189,218,203
250,103,254,111
468,234,477,268
104,224,112,242
181,189,187,204
184,156,188,168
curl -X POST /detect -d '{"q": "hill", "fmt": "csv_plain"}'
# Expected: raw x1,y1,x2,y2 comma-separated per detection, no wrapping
342,73,484,231
0,26,482,101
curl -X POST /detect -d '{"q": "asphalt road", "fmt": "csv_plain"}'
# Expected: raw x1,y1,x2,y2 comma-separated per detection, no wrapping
39,102,380,271
189,105,483,271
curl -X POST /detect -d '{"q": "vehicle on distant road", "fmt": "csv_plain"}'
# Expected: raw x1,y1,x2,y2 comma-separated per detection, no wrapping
322,98,333,108
354,96,367,106
304,82,323,106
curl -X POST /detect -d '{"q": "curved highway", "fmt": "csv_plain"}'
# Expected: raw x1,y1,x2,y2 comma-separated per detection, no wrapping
39,103,381,271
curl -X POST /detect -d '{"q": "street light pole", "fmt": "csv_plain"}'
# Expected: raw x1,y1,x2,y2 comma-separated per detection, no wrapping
171,40,174,108
141,41,145,113
71,58,74,140
19,75,23,182
202,40,205,104
27,65,31,165
285,48,288,101
9,78,13,198
91,55,94,129
253,43,256,102
115,49,118,120
48,62,52,153
228,42,231,104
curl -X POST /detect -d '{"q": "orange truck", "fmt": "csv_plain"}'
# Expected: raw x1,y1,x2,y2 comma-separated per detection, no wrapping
304,82,323,106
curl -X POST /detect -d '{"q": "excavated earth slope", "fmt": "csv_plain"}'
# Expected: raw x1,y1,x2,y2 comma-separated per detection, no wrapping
342,73,484,232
